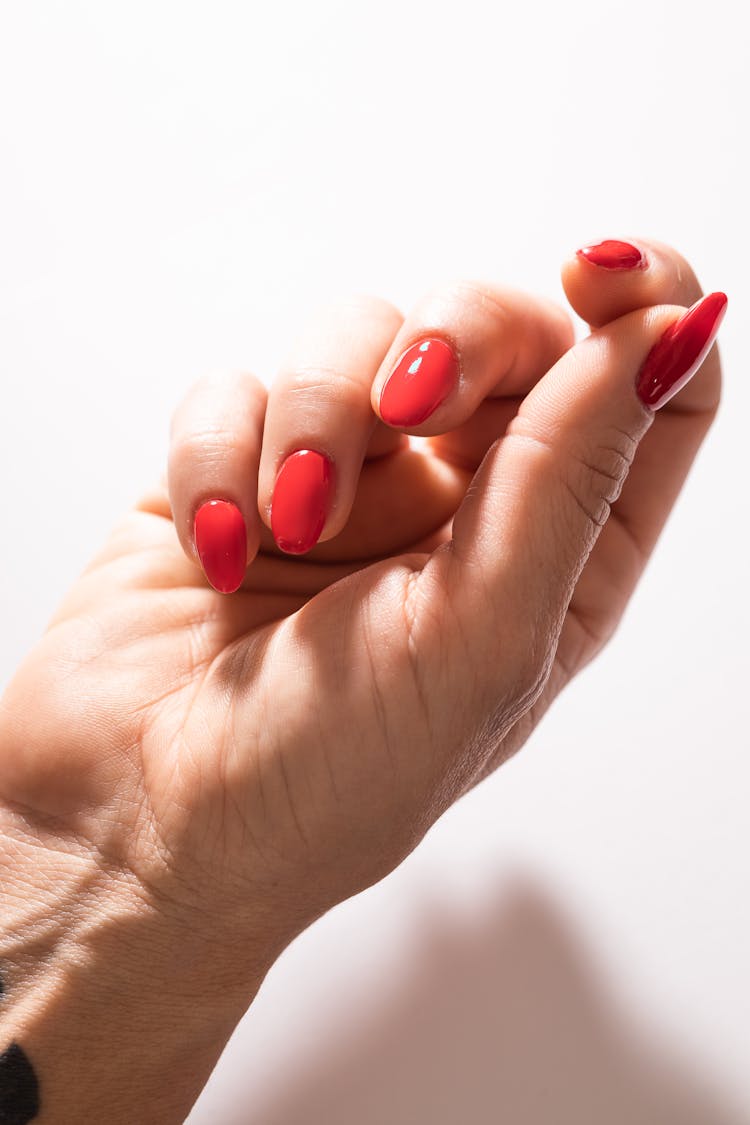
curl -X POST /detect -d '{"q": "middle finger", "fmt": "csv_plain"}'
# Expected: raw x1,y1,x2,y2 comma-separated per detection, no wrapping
258,294,405,555
261,282,576,557
371,280,575,472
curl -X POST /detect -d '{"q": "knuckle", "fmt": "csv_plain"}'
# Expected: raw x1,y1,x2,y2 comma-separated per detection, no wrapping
472,631,554,764
191,369,267,403
290,294,403,359
423,278,514,330
276,364,367,405
511,622,557,710
170,370,266,440
563,426,638,528
169,427,234,470
505,418,639,535
325,292,402,323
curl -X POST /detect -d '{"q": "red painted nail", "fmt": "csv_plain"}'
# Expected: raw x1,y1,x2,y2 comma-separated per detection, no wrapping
271,449,334,554
576,240,645,270
379,338,459,427
193,499,247,594
636,292,728,410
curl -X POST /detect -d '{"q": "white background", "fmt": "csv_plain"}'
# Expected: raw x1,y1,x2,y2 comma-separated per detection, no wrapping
1,2,748,1122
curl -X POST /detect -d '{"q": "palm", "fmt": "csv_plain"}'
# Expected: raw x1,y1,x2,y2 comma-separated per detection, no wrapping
0,365,712,935
0,447,480,933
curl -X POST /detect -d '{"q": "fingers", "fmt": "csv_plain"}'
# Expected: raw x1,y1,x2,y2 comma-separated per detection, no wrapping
168,239,724,629
369,281,574,471
167,281,580,586
556,237,726,669
167,298,407,590
562,236,721,400
168,371,267,593
257,295,405,553
256,282,573,559
563,236,704,331
441,293,727,724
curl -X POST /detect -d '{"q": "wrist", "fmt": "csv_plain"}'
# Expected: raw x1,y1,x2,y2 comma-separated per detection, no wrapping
1,806,278,1124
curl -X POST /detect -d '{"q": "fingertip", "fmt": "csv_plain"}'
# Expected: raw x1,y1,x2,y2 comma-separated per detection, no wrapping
193,498,251,594
167,369,266,591
562,235,659,328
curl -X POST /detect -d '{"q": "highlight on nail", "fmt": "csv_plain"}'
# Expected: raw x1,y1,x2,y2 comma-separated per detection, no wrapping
379,337,460,427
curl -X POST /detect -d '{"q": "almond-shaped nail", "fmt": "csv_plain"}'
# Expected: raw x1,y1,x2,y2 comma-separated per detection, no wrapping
577,240,645,270
271,449,334,554
636,292,728,410
193,499,247,594
379,338,459,427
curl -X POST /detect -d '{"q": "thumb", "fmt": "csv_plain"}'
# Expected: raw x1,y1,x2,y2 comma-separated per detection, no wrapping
442,293,727,711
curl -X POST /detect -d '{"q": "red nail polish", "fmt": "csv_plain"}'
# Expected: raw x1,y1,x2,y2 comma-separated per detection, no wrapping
636,292,728,410
576,240,645,270
379,338,459,427
271,449,334,554
193,499,247,594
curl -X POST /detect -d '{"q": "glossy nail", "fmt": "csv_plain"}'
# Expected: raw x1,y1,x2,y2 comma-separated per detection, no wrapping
271,449,334,554
193,499,247,594
379,338,459,427
576,240,645,270
636,292,728,410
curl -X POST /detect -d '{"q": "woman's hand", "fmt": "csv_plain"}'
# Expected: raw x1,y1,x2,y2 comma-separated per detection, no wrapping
0,239,725,1123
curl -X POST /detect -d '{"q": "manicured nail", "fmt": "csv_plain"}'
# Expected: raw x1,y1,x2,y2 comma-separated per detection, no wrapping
271,449,334,554
193,499,247,594
379,338,459,427
636,292,728,410
576,240,645,270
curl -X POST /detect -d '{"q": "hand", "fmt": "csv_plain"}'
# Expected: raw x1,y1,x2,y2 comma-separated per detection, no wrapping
0,238,725,1122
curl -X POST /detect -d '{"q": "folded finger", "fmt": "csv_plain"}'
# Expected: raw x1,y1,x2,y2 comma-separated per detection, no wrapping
370,280,574,460
258,295,405,554
167,371,267,593
563,234,721,407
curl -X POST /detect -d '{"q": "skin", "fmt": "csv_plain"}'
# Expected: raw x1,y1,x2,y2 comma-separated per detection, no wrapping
0,239,723,1122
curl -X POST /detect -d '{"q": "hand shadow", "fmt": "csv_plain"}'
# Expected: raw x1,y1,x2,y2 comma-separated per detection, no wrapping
187,874,749,1125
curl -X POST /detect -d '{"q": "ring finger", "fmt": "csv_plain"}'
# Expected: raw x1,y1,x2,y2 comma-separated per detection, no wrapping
261,282,574,558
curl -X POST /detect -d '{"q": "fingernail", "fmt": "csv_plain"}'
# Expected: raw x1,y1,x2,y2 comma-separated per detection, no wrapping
635,292,728,410
576,240,645,270
271,449,334,554
193,499,247,594
379,337,459,427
